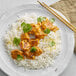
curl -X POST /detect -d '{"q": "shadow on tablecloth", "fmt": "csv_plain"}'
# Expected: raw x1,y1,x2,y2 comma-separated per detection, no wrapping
0,69,8,76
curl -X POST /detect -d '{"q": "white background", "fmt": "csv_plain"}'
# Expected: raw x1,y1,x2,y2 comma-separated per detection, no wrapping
0,0,76,76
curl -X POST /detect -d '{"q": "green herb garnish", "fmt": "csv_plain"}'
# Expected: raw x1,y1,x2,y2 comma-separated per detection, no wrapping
23,24,32,33
21,22,26,27
44,28,50,34
21,22,32,33
30,47,37,52
13,37,21,46
50,41,55,46
37,16,46,22
50,18,55,23
17,55,23,61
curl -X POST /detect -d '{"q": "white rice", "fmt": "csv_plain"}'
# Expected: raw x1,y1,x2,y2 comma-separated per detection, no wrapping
4,13,61,70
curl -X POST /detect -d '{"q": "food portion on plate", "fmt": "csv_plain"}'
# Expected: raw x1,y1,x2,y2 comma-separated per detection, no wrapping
4,13,61,70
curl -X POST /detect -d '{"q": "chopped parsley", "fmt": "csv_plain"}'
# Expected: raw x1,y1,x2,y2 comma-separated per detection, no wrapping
17,55,23,61
30,47,37,52
21,22,26,27
50,18,55,23
44,28,50,34
21,22,32,33
37,16,46,22
50,41,55,46
13,37,21,46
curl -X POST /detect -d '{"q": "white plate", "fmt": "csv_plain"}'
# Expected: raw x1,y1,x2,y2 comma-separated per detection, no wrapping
0,4,74,76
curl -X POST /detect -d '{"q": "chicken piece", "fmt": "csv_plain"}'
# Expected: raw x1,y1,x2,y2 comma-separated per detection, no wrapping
21,33,30,41
28,24,41,34
50,26,59,32
37,22,42,27
24,50,35,60
20,40,30,51
11,49,24,59
31,24,47,39
35,32,47,39
34,24,47,39
28,24,47,39
41,18,59,32
33,46,43,56
28,24,36,34
29,39,39,46
23,46,42,59
41,18,53,30
28,23,47,40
